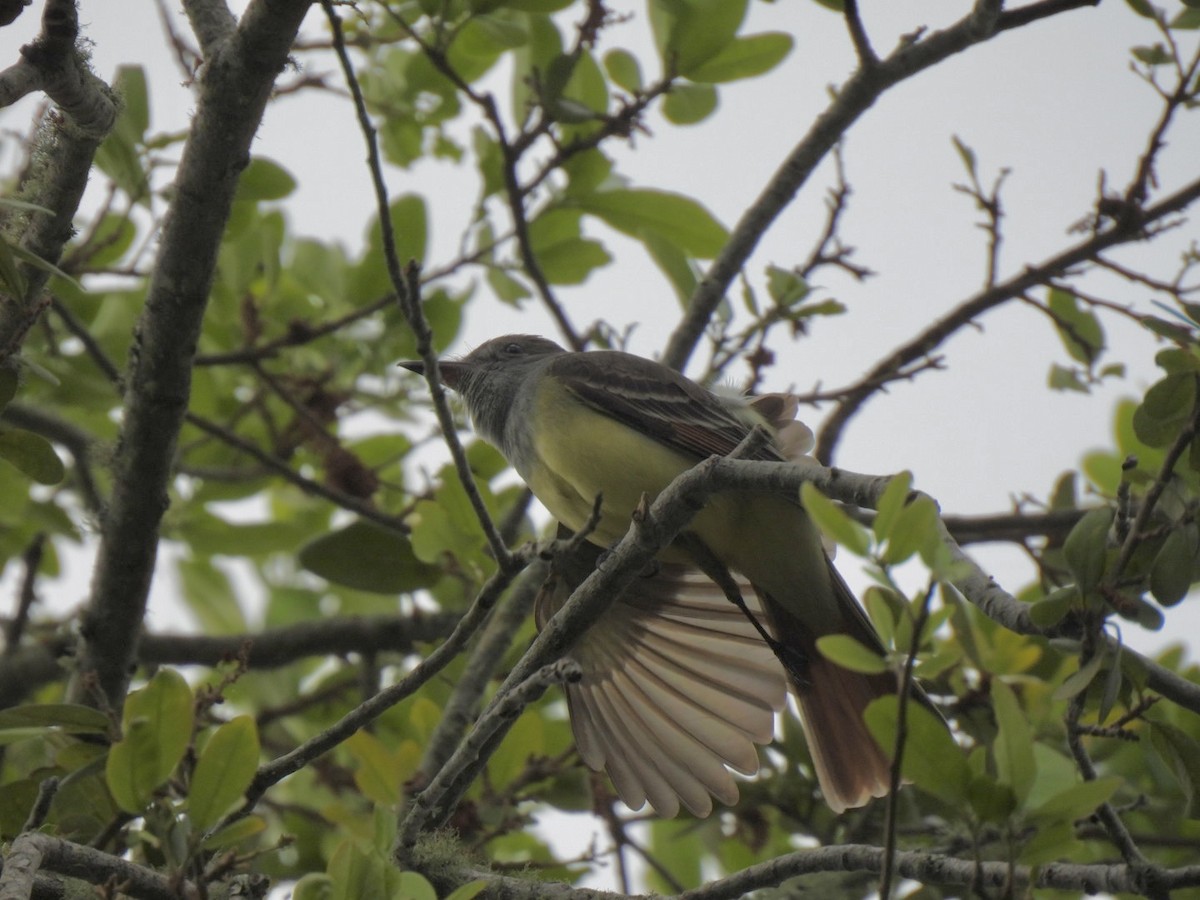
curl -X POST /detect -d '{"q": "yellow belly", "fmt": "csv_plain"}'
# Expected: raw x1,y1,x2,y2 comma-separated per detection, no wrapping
526,380,840,631
529,387,693,548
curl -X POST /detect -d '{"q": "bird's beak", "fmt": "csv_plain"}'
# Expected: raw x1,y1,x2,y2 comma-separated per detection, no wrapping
398,358,469,391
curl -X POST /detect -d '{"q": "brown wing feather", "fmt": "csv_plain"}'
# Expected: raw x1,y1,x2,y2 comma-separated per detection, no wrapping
544,350,785,464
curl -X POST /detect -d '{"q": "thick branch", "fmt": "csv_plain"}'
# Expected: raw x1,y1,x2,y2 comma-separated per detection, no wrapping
0,612,459,709
413,843,1200,900
71,0,313,707
0,832,196,900
0,0,117,364
140,611,459,668
0,0,117,132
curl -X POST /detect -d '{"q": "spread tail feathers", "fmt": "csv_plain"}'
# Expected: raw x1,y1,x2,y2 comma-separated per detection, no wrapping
758,560,913,814
791,635,896,814
535,558,788,817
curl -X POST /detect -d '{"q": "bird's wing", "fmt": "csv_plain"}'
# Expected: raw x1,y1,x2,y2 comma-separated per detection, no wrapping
545,350,786,463
535,552,787,818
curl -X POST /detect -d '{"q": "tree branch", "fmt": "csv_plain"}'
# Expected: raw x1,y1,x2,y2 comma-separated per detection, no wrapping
416,567,543,784
815,173,1200,462
665,0,1083,371
222,563,528,833
0,0,116,364
140,611,459,669
411,842,1200,900
71,0,314,707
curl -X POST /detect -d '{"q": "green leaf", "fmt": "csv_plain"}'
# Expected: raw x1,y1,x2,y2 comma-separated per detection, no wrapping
1048,287,1104,364
815,634,888,674
542,50,583,106
1028,775,1122,824
113,64,150,138
662,81,718,125
603,49,643,92
189,716,260,830
1052,649,1106,701
640,230,699,303
0,428,65,484
292,873,334,900
1048,363,1088,393
486,267,531,305
328,841,394,900
1132,44,1173,65
1098,643,1124,724
1019,821,1081,866
562,150,613,197
872,471,913,542
528,209,611,283
82,214,138,268
106,669,195,813
558,49,608,120
96,66,151,203
881,494,940,566
1049,471,1077,509
567,188,728,258
800,482,871,556
765,264,810,307
345,730,405,805
1028,586,1079,628
7,240,82,291
1149,718,1200,817
1170,7,1200,27
539,237,612,284
0,703,110,733
299,519,439,594
991,680,1035,807
1133,372,1197,447
202,815,267,850
863,587,897,648
177,556,247,635
1124,0,1157,16
444,881,489,900
235,157,297,202
1150,523,1199,606
1062,506,1113,592
389,194,430,268
968,774,1019,822
488,710,544,787
650,0,749,78
447,15,527,83
396,872,438,900
951,135,977,180
865,696,969,807
687,32,793,83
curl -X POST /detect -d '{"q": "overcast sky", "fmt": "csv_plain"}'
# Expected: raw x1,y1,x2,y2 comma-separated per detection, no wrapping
3,0,1199,890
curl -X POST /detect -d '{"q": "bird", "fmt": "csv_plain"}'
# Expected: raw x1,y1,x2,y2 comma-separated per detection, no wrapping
533,531,788,817
402,334,901,814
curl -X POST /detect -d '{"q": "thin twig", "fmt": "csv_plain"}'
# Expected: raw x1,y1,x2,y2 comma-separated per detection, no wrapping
217,564,523,833
322,0,516,570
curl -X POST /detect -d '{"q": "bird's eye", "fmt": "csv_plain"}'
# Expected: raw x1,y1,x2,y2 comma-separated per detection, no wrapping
503,342,523,355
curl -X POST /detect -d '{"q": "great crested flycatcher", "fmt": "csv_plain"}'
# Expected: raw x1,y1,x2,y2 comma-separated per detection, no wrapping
402,334,899,814
534,532,788,817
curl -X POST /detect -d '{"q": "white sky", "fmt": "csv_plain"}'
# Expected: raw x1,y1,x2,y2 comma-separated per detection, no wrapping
3,0,1200,889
